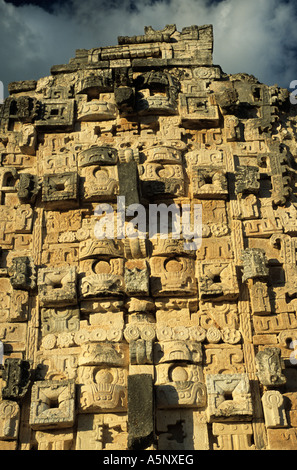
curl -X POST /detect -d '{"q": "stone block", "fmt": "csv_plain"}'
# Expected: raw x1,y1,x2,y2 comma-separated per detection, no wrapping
0,401,20,441
124,261,149,296
241,248,269,283
78,366,127,412
128,374,154,450
9,256,36,291
267,428,297,450
197,261,239,300
206,373,253,421
262,390,288,428
38,266,77,306
78,146,118,167
76,414,128,450
42,172,78,207
2,358,31,401
118,160,140,206
35,100,75,129
212,423,255,450
255,347,286,387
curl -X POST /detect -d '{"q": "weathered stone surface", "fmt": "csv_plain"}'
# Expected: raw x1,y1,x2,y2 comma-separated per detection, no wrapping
118,160,140,206
1,22,297,451
78,365,128,412
206,373,253,421
76,414,127,450
241,248,269,282
0,401,20,441
262,390,288,428
2,358,31,401
38,266,77,306
128,374,154,450
9,256,36,291
255,347,286,387
29,380,76,430
212,423,255,450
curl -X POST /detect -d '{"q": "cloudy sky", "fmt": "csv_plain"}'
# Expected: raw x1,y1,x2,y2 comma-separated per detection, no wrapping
1,0,297,98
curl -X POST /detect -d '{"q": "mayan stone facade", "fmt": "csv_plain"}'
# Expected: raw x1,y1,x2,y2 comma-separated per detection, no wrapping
0,24,297,450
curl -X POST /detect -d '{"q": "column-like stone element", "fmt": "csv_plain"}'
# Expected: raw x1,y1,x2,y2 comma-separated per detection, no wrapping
127,374,154,450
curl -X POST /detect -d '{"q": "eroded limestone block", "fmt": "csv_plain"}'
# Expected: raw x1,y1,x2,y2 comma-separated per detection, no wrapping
38,266,77,306
35,100,75,130
179,92,219,127
192,167,228,199
76,413,128,450
9,256,36,291
77,96,116,121
140,162,185,198
129,340,153,365
81,165,119,201
197,261,239,300
154,341,203,364
249,280,271,315
2,358,31,401
235,165,260,195
78,342,128,367
267,428,297,450
118,160,140,206
206,373,253,421
255,347,286,387
135,71,180,116
17,173,40,204
0,400,20,441
156,409,209,450
42,172,78,207
124,261,150,296
262,390,288,428
150,256,197,296
29,380,76,430
18,124,37,155
34,430,74,450
78,145,118,167
212,423,255,450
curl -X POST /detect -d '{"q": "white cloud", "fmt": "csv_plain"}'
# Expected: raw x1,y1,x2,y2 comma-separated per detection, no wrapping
0,0,296,97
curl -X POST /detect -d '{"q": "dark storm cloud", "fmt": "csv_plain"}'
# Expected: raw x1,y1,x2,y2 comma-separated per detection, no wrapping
0,0,297,98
